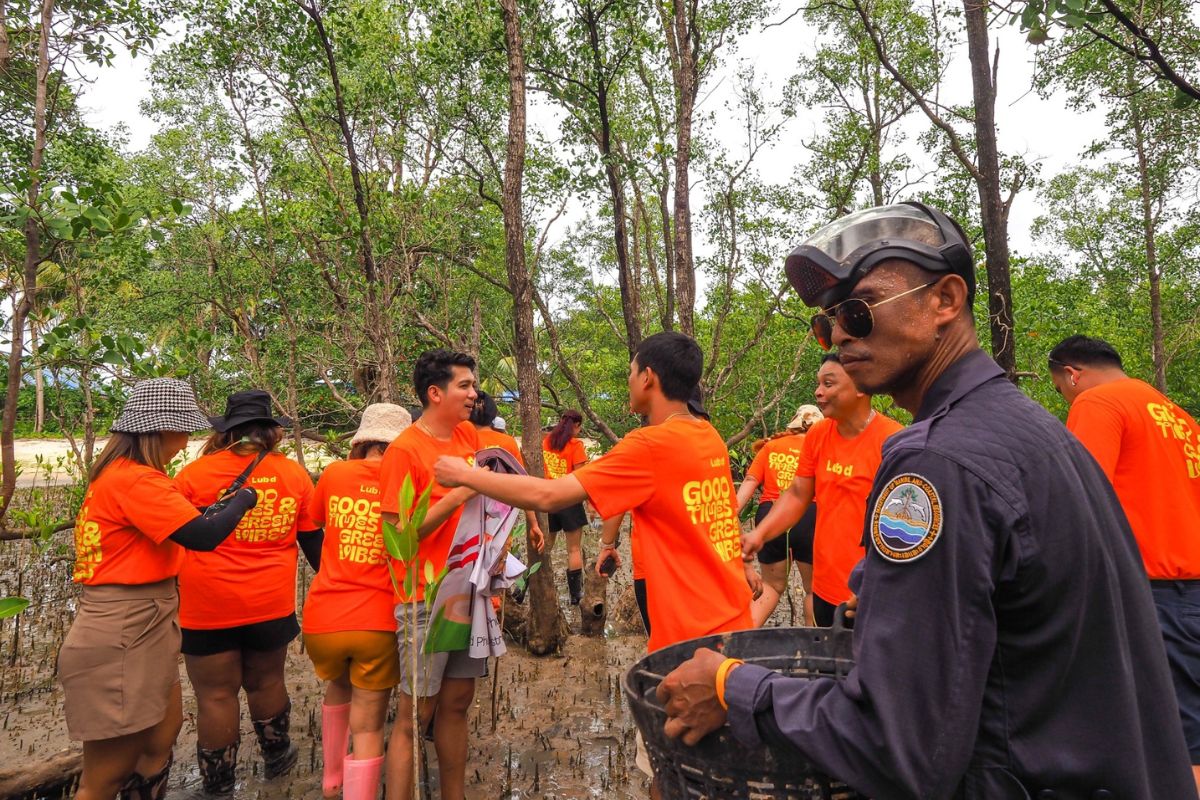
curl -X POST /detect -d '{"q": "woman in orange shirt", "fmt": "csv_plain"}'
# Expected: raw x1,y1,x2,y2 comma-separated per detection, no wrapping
174,390,320,794
302,404,409,800
58,379,257,800
541,410,589,604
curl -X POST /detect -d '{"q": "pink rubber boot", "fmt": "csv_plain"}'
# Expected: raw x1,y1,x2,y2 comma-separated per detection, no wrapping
342,755,384,800
320,703,351,797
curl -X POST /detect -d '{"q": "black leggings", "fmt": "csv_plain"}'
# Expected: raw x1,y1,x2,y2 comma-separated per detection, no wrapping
634,578,650,636
813,595,837,628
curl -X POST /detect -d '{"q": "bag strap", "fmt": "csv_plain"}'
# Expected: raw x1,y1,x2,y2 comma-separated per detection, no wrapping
224,449,269,496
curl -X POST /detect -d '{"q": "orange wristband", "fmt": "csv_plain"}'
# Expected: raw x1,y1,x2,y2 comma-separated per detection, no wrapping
715,657,745,710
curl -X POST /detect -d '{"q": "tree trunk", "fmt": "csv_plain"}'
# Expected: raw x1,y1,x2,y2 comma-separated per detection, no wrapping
32,322,45,434
1131,106,1166,391
1,0,53,523
666,1,698,336
963,0,1016,381
499,0,564,655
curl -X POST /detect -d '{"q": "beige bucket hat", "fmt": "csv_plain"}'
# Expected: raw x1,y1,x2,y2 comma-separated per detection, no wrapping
786,404,823,431
351,403,412,446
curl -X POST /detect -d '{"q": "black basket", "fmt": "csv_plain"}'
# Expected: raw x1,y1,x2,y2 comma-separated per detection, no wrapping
622,624,865,800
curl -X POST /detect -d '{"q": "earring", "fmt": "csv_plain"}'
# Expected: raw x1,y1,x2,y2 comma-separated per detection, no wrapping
1071,378,1077,387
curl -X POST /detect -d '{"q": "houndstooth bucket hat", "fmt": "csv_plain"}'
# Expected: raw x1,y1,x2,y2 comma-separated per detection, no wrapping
111,378,212,434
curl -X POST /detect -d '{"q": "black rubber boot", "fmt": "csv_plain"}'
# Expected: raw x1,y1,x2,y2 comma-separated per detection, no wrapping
197,741,238,795
567,568,583,605
119,752,173,800
253,701,298,779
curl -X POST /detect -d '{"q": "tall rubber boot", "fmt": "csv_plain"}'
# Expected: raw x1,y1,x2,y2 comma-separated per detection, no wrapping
252,701,298,779
197,741,238,795
119,751,173,800
342,755,384,800
321,702,351,797
567,568,583,605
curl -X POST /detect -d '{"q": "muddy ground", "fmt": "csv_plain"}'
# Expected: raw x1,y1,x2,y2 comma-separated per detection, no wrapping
0,486,808,799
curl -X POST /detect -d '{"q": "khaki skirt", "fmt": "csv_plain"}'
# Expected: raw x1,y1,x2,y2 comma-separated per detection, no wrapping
58,579,181,741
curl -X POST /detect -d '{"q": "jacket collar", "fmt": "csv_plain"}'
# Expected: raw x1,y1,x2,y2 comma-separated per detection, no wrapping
914,348,1005,423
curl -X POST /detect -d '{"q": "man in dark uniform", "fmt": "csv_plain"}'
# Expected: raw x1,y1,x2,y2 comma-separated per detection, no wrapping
656,202,1195,799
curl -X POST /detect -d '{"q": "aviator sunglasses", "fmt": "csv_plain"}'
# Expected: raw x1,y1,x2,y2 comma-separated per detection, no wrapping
810,280,939,350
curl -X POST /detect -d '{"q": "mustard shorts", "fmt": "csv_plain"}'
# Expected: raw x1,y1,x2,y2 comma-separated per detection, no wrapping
303,630,400,691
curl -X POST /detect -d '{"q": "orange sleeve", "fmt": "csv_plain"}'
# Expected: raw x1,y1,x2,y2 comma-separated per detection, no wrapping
310,470,330,527
379,445,424,515
796,423,821,478
1066,396,1124,480
573,434,655,520
118,470,201,544
746,447,768,483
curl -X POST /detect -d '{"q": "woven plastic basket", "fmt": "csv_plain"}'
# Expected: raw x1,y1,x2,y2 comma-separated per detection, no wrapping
623,624,865,800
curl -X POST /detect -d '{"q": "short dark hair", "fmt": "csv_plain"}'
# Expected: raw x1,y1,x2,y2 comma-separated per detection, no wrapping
633,332,702,402
1048,335,1123,371
820,352,842,365
413,349,476,407
470,391,498,427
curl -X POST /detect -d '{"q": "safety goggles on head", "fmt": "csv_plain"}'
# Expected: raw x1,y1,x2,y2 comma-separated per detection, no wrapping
810,280,939,350
785,202,974,310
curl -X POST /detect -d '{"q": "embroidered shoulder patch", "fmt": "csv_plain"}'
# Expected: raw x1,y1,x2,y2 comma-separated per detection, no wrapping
870,473,943,563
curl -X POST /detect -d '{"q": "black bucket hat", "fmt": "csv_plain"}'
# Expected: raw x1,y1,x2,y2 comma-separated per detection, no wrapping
210,389,291,433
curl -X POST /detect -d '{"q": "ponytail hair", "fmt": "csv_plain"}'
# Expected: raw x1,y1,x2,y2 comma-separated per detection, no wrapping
547,410,583,452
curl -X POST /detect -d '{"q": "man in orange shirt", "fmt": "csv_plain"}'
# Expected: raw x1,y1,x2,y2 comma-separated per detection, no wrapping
435,331,751,796
434,332,752,652
1050,334,1200,787
743,353,902,626
379,349,482,800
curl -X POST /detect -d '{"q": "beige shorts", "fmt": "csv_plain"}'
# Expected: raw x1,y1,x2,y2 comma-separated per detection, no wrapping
395,604,487,698
58,579,181,741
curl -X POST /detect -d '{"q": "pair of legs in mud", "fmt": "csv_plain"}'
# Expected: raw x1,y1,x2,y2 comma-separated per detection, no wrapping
320,674,390,798
185,644,297,793
547,502,589,604
385,677,477,800
76,683,181,800
749,502,817,627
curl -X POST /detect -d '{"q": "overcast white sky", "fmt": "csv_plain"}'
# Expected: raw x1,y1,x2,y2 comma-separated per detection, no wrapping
79,10,1107,260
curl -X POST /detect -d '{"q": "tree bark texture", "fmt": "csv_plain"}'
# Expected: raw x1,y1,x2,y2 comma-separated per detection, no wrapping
664,0,698,336
963,0,1016,381
500,0,564,655
1131,106,1167,391
2,0,53,523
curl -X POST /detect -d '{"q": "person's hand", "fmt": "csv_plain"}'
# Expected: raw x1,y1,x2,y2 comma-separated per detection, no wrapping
741,528,765,559
657,647,730,745
528,523,545,553
594,547,622,577
434,455,473,488
844,592,858,620
743,561,763,600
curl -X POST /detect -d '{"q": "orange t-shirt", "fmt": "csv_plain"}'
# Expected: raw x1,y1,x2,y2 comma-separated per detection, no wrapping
575,417,752,651
745,434,806,503
72,458,198,586
175,451,317,629
1067,378,1200,580
302,459,395,633
379,421,480,601
798,414,902,605
542,435,586,479
478,427,525,467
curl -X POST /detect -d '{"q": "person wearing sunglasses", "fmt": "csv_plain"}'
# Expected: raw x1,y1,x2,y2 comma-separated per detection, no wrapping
1049,335,1200,792
657,201,1193,799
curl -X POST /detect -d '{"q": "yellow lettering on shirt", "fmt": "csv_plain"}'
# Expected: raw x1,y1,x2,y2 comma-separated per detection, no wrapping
768,451,801,489
543,450,569,479
825,459,854,477
1147,402,1194,443
682,476,741,562
329,494,384,564
72,509,103,581
233,487,299,543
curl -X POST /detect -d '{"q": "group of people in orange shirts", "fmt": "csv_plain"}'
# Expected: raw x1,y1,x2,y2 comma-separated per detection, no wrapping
57,320,1200,800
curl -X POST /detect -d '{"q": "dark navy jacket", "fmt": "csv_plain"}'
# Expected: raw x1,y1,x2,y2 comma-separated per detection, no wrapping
725,349,1193,799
